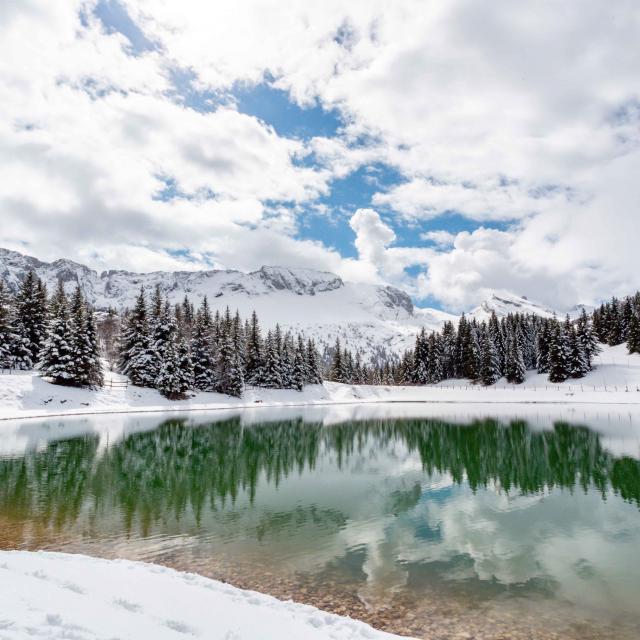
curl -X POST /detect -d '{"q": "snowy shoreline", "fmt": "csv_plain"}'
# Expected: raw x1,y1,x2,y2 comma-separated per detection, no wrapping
0,551,404,640
1,343,639,422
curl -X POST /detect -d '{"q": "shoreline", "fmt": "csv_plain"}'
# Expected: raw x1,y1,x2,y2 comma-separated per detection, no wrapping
2,393,640,423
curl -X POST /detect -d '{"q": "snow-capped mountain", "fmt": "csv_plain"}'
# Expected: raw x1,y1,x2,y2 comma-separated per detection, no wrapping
0,248,454,361
0,248,581,361
469,292,556,322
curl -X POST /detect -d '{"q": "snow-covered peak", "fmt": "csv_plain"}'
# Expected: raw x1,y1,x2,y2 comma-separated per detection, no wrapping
252,266,343,296
469,292,556,322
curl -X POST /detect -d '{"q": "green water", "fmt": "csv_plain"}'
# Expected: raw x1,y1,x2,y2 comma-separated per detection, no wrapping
1,410,640,639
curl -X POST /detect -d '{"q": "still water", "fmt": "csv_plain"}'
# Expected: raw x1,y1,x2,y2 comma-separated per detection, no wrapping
1,406,640,639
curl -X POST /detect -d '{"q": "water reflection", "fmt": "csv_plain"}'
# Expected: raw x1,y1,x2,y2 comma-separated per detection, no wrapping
1,411,640,639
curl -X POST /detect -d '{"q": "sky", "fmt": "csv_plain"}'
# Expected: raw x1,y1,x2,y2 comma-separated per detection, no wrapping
0,1,638,312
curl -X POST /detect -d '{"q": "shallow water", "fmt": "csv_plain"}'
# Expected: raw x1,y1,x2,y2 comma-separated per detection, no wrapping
1,406,640,639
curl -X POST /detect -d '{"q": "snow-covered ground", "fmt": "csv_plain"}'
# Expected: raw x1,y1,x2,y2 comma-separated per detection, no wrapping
1,344,639,422
0,551,403,640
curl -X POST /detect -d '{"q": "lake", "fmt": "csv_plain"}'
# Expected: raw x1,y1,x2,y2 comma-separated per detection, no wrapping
1,405,640,639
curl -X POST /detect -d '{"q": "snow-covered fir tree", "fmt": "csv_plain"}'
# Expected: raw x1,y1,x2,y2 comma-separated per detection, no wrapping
479,331,501,386
548,318,569,383
13,270,48,369
0,281,17,369
305,338,323,384
575,308,599,369
118,287,155,387
245,311,264,384
627,305,640,355
215,311,244,397
329,337,346,383
39,281,75,385
190,297,216,391
69,286,103,388
505,331,526,384
258,330,283,388
150,300,178,381
156,336,190,400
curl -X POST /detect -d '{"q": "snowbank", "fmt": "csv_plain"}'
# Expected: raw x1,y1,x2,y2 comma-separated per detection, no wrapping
0,551,403,640
1,344,639,422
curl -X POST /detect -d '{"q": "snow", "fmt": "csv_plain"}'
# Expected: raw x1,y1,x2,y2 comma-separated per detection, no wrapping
0,551,403,640
1,344,639,423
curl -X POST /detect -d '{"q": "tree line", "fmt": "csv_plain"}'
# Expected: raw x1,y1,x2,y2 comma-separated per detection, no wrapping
1,270,639,396
328,291,640,387
0,273,102,387
118,285,323,398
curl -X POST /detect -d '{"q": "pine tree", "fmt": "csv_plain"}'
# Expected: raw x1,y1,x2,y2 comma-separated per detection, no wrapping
479,331,501,386
280,332,295,388
330,337,345,383
576,308,599,370
69,286,103,387
0,281,17,369
14,271,48,368
118,287,155,387
305,338,323,384
292,342,306,391
245,311,264,383
39,281,75,385
627,311,640,355
190,297,216,391
440,321,457,379
567,325,588,378
156,336,190,399
83,304,104,387
215,317,244,397
505,330,526,384
537,320,552,374
548,319,569,383
426,332,443,383
258,330,283,388
150,300,177,380
413,328,428,384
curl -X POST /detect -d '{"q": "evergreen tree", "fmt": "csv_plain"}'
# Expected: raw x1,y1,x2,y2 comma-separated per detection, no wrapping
567,325,588,378
479,331,501,385
505,330,526,384
426,332,443,383
215,317,244,397
280,332,295,388
548,319,569,383
305,338,323,384
39,281,75,385
190,297,216,391
118,287,155,387
0,281,17,369
576,308,599,370
245,311,264,383
156,336,190,399
258,330,283,388
440,321,457,379
536,320,551,374
413,328,429,384
69,286,103,387
330,337,346,383
14,271,48,368
82,304,104,387
149,300,177,379
292,342,306,391
627,311,640,355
